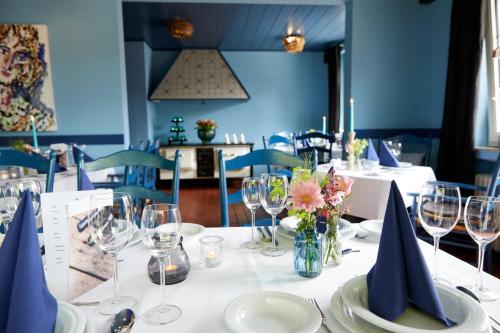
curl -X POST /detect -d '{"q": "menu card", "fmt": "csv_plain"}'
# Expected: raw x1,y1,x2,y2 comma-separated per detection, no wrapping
41,189,112,300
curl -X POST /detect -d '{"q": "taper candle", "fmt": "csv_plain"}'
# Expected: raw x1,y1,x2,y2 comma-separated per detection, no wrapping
349,98,354,133
322,116,327,134
30,115,38,149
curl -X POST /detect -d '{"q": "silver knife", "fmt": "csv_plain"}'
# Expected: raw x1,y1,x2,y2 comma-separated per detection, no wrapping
264,225,279,246
257,227,270,242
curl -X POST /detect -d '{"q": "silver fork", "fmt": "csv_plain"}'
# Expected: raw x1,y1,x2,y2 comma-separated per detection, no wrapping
308,298,332,333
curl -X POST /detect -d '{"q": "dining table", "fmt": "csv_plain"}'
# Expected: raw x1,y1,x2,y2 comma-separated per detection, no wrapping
317,163,437,220
74,226,500,333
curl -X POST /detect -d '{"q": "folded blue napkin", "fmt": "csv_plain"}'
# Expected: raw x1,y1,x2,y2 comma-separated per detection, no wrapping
366,139,379,161
0,191,58,333
73,145,94,163
81,168,95,190
379,141,400,167
366,181,453,326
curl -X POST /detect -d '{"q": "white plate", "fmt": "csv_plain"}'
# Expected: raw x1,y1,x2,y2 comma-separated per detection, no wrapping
54,302,87,333
279,217,356,240
340,275,489,333
85,316,95,333
359,220,383,237
182,222,205,237
330,288,386,333
224,291,321,333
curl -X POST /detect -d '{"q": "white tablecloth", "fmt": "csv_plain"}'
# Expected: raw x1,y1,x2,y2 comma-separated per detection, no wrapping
75,227,500,333
317,164,437,220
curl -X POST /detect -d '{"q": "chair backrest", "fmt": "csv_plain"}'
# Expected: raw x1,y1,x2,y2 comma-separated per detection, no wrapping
262,135,295,173
78,149,181,205
486,153,500,197
143,139,160,190
0,150,57,192
293,132,334,166
218,149,303,227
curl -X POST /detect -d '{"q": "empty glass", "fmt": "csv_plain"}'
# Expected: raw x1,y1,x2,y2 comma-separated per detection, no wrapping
89,192,136,315
241,177,264,249
418,183,461,282
1,178,42,233
464,196,500,301
259,173,289,257
141,204,182,325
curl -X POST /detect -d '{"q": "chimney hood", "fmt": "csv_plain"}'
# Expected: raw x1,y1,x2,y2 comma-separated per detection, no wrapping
150,49,250,101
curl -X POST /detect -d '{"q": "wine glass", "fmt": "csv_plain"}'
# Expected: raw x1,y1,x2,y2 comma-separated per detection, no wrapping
259,173,289,257
241,177,264,249
141,204,182,325
88,192,136,315
1,178,42,233
464,196,500,301
418,183,461,283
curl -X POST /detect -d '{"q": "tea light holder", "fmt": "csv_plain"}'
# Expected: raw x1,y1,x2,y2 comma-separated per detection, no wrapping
199,235,224,268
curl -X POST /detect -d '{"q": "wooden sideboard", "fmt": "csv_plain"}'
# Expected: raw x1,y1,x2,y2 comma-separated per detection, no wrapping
159,143,254,180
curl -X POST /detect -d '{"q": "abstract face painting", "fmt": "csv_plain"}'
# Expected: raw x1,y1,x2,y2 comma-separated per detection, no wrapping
0,24,57,131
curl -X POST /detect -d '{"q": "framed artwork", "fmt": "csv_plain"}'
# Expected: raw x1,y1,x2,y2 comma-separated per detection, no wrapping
0,24,57,131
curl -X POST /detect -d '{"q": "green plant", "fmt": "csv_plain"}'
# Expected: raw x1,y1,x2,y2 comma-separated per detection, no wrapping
195,119,217,130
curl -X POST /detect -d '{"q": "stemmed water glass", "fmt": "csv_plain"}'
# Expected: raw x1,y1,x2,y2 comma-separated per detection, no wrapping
241,177,264,249
141,204,182,325
88,192,136,315
464,196,500,301
418,183,461,283
259,173,289,257
1,178,42,233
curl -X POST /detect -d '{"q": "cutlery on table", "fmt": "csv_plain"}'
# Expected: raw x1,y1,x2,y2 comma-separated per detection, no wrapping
71,301,100,307
257,227,270,242
341,248,360,255
264,225,279,246
111,308,135,333
355,230,368,239
308,298,332,333
456,286,500,332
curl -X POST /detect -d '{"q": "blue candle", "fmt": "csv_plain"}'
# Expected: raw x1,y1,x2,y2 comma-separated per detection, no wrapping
30,116,38,149
349,98,354,133
322,116,327,134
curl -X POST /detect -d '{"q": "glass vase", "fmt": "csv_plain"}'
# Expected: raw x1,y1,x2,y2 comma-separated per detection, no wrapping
323,220,342,267
293,229,323,278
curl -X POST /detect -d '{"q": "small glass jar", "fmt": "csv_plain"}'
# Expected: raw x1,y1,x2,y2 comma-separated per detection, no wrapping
148,236,190,285
199,235,224,268
293,229,323,278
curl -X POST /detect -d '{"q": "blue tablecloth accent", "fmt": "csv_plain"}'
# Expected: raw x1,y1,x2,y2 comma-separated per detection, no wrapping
366,181,454,326
73,145,94,163
81,168,95,190
366,139,379,161
379,141,400,167
0,191,57,333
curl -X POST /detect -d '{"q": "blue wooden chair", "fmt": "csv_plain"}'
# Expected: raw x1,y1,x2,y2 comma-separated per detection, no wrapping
0,149,57,192
262,134,296,175
408,153,500,272
77,149,180,205
142,139,160,190
293,132,335,167
218,149,303,227
384,134,433,166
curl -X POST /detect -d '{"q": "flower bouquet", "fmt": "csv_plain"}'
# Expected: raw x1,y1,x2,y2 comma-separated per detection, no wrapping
288,166,353,277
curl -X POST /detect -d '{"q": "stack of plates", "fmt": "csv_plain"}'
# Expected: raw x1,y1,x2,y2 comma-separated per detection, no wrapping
329,275,491,333
55,302,93,333
224,291,321,333
278,216,356,240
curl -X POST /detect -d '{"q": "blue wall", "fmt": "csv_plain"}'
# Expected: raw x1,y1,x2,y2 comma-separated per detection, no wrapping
149,51,328,148
344,0,452,131
1,0,128,157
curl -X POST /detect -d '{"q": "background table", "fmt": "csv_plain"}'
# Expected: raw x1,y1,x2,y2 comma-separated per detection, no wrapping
75,227,500,333
317,164,436,220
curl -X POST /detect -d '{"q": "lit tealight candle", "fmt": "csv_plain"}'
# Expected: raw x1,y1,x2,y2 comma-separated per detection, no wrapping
164,264,178,272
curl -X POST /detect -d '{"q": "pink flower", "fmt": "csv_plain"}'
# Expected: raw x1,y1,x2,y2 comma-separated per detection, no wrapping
289,180,325,213
338,176,354,196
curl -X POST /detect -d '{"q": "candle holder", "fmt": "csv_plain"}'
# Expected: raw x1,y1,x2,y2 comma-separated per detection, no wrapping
199,235,224,268
148,236,190,285
346,132,356,170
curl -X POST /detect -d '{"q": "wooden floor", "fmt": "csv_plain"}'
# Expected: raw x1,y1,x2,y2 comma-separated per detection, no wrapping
68,182,500,300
